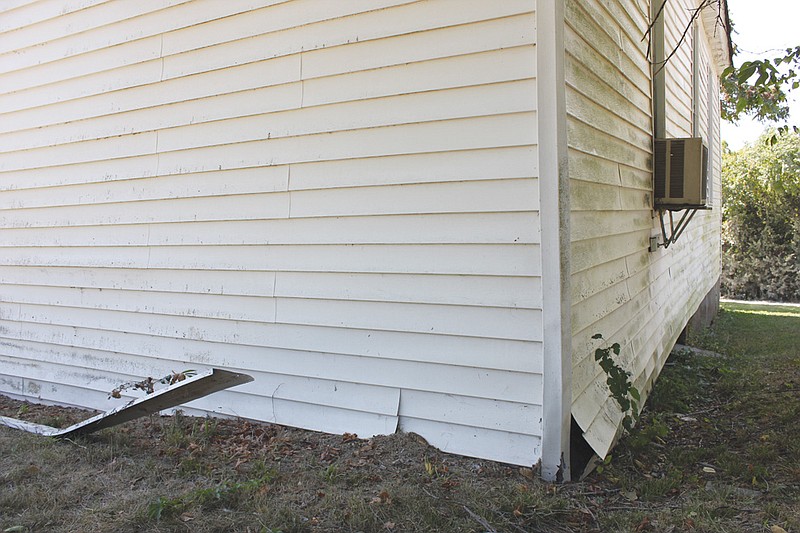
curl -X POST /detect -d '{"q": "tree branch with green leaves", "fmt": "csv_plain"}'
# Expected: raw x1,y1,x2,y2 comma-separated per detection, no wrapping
721,46,800,131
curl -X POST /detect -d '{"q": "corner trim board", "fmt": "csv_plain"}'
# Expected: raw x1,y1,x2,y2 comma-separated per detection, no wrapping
536,0,572,482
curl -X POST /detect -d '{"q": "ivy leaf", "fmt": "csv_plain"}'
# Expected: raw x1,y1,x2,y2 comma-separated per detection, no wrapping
630,388,641,402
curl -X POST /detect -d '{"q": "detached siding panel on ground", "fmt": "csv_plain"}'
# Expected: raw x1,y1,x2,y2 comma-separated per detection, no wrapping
566,0,724,458
0,1,544,466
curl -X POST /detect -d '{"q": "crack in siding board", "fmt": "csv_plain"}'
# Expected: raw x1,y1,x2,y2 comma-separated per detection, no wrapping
299,52,305,108
287,165,293,217
159,34,165,81
270,382,284,423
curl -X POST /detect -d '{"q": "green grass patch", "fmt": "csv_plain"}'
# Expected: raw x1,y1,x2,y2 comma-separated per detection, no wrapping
1,301,798,532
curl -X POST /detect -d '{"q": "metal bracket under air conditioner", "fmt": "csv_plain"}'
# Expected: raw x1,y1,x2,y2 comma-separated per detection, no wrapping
652,207,700,250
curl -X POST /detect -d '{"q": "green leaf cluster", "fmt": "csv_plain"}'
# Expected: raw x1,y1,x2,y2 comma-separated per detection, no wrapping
721,130,800,301
721,46,800,124
592,334,640,432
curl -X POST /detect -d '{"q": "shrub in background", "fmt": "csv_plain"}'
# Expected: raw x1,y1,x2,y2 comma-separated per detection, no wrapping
721,130,800,302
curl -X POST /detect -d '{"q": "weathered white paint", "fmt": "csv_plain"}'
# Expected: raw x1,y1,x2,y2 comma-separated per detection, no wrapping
537,0,573,481
0,0,543,467
566,0,727,459
0,0,728,474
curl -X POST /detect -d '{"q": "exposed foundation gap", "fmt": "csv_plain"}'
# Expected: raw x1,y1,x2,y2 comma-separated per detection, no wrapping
569,416,598,481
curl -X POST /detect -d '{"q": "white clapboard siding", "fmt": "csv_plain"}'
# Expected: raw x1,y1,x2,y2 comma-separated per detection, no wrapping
0,1,527,96
0,0,326,90
0,244,542,276
0,0,105,33
162,9,535,81
0,1,179,63
0,35,163,94
0,180,538,228
0,166,289,206
0,266,277,296
0,355,401,437
566,0,723,459
0,145,534,199
0,1,285,70
1,318,543,375
0,113,536,173
0,45,533,135
0,55,299,134
0,1,542,467
0,213,540,247
185,390,400,438
0,73,428,151
0,284,541,341
0,82,304,152
0,340,401,416
274,272,543,309
399,417,542,467
399,389,542,434
0,1,39,17
1,314,542,405
0,60,163,115
0,267,544,317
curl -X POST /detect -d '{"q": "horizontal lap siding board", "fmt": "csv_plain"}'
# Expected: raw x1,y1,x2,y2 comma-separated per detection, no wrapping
0,0,543,466
567,0,723,458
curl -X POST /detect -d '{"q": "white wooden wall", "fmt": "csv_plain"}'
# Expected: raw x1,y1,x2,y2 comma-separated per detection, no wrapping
565,0,724,458
0,0,544,466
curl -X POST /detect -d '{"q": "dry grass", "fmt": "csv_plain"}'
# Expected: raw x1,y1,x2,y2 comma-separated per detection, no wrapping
1,301,798,532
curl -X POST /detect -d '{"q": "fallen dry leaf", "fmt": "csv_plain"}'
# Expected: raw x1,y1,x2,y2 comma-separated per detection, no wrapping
635,516,651,532
370,490,392,505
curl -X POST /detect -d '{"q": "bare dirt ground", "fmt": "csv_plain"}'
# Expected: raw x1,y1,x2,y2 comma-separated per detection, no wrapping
1,301,798,532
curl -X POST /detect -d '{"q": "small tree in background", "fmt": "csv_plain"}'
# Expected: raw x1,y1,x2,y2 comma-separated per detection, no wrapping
721,130,800,302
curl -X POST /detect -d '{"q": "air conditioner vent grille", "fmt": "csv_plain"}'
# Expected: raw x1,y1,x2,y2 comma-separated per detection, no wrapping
669,140,685,198
701,144,709,201
653,137,708,208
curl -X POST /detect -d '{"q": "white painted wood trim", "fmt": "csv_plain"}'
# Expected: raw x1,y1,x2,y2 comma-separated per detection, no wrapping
537,0,571,482
652,0,667,139
699,0,732,72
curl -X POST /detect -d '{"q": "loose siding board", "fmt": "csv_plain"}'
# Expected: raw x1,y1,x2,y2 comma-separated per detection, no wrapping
0,1,543,467
566,0,723,458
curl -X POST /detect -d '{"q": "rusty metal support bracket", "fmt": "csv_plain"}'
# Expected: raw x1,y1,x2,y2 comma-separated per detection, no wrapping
0,368,253,437
656,207,699,250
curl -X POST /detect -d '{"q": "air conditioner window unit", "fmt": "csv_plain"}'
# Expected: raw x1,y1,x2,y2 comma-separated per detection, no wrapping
654,137,708,208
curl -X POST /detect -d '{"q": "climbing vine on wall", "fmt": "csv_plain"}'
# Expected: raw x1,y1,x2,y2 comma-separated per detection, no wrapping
592,334,641,432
